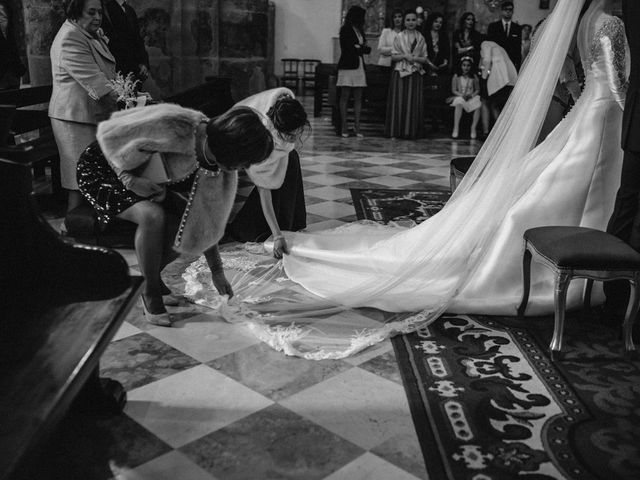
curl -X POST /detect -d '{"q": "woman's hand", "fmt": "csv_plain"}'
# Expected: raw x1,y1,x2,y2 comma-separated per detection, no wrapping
128,177,165,199
211,270,234,298
273,236,289,259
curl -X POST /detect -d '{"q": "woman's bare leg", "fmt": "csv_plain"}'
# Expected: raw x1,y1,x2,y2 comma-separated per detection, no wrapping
353,87,363,135
339,86,352,135
117,201,167,313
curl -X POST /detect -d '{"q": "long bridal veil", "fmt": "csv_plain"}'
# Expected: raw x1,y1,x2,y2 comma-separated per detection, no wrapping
182,0,588,359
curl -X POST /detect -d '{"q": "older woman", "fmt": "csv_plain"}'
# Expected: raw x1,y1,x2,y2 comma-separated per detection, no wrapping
226,87,310,259
77,104,273,326
49,0,119,214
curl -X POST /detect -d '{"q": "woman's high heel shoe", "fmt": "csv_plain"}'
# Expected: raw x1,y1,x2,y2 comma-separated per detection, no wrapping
141,295,172,327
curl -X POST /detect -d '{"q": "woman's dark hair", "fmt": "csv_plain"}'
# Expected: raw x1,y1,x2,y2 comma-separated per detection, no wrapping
425,12,446,33
344,5,366,31
387,8,403,28
458,12,476,31
65,0,91,20
267,95,310,141
206,106,274,169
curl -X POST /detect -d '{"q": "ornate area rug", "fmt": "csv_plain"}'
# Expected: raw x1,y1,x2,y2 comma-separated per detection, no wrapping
392,314,640,479
350,187,450,225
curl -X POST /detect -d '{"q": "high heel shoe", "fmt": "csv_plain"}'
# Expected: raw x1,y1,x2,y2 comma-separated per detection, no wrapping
141,295,172,327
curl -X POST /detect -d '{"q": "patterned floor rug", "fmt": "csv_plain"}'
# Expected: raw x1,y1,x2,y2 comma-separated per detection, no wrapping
350,187,450,226
392,313,640,479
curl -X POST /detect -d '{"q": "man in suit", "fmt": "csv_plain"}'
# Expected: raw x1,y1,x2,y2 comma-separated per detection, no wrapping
0,0,26,89
605,0,640,317
102,0,149,82
487,1,522,71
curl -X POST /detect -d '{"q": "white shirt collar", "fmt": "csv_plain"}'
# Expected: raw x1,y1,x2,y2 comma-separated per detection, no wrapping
115,0,126,9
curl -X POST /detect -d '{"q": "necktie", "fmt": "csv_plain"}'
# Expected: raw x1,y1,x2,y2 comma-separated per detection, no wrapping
504,22,510,37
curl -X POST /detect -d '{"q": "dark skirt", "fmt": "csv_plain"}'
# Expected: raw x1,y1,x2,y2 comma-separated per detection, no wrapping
384,71,424,139
77,141,144,225
77,141,193,225
227,150,306,242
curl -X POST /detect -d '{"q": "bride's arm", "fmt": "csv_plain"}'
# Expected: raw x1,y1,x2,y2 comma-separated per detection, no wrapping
600,16,629,110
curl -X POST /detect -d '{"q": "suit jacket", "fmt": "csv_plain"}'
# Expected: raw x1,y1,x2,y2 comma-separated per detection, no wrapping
487,20,522,71
102,0,149,77
622,0,640,152
48,20,117,125
0,3,26,85
337,25,370,70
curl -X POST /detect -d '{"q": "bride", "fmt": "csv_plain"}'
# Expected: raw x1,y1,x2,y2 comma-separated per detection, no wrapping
181,0,629,359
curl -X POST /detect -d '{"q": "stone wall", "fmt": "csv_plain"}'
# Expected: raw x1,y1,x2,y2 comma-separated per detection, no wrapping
18,0,274,101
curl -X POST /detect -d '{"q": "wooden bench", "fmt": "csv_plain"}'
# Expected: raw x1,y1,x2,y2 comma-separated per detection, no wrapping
0,159,143,479
0,85,61,196
314,63,337,117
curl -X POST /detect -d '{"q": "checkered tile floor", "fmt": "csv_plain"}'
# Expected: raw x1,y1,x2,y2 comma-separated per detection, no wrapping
60,98,483,479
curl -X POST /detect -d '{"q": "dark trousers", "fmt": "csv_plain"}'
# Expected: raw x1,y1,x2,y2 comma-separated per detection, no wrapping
604,149,640,313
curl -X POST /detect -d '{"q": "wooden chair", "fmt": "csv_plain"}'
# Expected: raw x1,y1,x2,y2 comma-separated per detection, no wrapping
300,59,321,95
280,58,301,92
517,226,640,360
449,156,475,192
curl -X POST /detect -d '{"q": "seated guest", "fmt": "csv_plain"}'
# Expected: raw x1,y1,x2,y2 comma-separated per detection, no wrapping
487,1,522,71
453,12,483,69
226,88,310,259
423,11,450,131
377,9,403,70
449,56,481,139
384,10,428,139
77,104,273,326
480,40,517,128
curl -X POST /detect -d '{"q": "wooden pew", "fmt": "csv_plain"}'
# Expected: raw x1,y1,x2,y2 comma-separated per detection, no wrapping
0,159,143,480
314,63,337,117
0,85,61,196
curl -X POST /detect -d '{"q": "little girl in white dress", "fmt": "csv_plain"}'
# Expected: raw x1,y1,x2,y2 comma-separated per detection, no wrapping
449,56,481,138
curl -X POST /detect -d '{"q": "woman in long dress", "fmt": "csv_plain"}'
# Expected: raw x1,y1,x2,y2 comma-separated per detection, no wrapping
183,0,628,359
384,10,428,139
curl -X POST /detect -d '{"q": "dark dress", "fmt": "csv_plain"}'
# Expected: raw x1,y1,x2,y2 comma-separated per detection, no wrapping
226,150,306,242
77,141,193,225
452,28,483,68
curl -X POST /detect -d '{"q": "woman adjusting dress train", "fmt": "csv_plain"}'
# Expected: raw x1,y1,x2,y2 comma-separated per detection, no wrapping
183,0,629,359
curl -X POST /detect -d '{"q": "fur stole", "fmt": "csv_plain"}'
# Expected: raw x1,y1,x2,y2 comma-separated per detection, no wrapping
174,169,238,256
96,103,207,181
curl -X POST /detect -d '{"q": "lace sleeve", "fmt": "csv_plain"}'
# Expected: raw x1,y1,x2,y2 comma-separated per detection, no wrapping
594,16,628,109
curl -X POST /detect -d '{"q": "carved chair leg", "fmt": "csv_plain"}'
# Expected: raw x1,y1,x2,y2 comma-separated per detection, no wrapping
550,271,571,360
517,247,532,319
623,275,640,356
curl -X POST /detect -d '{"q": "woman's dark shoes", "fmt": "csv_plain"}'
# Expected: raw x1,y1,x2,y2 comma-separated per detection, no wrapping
141,294,173,327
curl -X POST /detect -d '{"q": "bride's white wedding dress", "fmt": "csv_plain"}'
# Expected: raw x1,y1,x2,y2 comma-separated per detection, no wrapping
181,0,629,359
